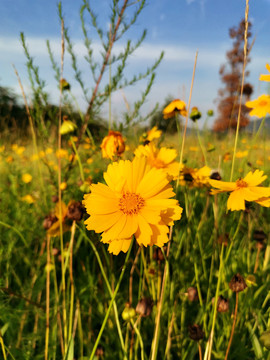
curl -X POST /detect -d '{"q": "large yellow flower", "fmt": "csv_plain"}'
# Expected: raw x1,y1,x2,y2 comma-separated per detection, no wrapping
163,99,187,119
209,170,270,211
84,156,182,255
245,95,270,118
134,143,179,179
101,130,125,160
259,64,270,82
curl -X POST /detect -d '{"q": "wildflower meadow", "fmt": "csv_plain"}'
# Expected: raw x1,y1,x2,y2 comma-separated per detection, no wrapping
1,1,270,359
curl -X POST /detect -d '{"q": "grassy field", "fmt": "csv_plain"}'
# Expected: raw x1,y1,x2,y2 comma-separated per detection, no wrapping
0,126,270,360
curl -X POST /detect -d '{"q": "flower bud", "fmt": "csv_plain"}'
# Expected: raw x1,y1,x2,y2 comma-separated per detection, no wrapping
190,107,202,122
207,109,214,116
229,273,247,293
122,304,136,322
187,287,198,302
260,330,270,350
43,215,57,230
67,200,84,221
60,78,70,91
188,324,204,341
136,297,153,317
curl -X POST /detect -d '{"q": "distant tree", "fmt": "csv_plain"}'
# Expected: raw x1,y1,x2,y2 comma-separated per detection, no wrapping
213,19,253,132
0,86,28,132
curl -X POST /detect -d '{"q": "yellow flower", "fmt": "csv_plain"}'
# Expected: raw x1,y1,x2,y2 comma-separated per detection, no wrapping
146,126,162,142
6,156,13,163
245,95,270,118
163,99,187,119
189,146,199,152
47,201,71,237
60,182,67,190
134,143,179,179
101,130,125,160
56,149,69,159
192,166,211,187
259,64,270,82
22,173,33,183
60,120,77,135
209,170,270,211
235,150,248,158
16,146,25,155
46,147,53,155
21,194,35,204
84,156,182,255
0,145,5,153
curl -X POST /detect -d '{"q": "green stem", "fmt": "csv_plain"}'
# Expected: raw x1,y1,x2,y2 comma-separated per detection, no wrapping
70,137,85,182
195,120,208,165
0,221,28,247
82,229,132,360
130,318,145,360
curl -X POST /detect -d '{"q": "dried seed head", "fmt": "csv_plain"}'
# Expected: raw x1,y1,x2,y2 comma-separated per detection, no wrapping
229,273,247,293
95,346,104,357
153,247,166,262
43,215,57,230
52,195,59,203
253,230,267,242
67,201,84,221
188,324,204,341
212,295,229,313
187,287,198,302
136,297,153,317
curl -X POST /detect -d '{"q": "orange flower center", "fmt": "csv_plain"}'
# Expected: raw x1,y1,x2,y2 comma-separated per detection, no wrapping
236,179,248,188
259,100,268,107
119,192,145,215
150,158,166,169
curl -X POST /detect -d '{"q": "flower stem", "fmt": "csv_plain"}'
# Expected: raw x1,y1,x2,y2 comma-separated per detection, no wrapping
45,235,51,360
224,292,239,360
70,137,85,182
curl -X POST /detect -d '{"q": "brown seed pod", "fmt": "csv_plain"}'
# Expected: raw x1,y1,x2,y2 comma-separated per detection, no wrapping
229,273,247,293
188,324,204,341
187,287,198,302
67,200,84,221
136,297,153,317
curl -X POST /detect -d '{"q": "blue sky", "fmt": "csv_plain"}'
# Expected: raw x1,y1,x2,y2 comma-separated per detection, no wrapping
1,0,270,127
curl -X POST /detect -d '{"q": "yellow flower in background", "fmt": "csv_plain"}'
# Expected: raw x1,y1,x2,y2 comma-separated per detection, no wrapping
47,201,71,237
56,148,69,159
22,173,32,183
223,152,231,162
16,146,25,155
60,182,67,190
189,146,199,152
83,143,91,150
101,130,125,160
192,166,211,187
259,64,270,82
46,148,53,155
245,95,270,118
235,151,248,158
87,158,93,164
60,119,77,135
146,126,162,141
0,145,5,152
209,170,270,211
21,194,35,204
6,156,13,163
134,143,179,179
84,156,182,255
256,159,264,166
163,99,187,119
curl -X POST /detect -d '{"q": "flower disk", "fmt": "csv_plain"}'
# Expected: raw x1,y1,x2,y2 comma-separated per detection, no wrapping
84,156,183,255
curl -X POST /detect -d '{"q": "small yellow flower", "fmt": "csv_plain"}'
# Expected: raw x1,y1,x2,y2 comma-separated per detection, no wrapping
259,64,270,82
246,95,270,118
209,170,270,211
46,148,53,155
60,120,77,135
101,131,125,160
56,149,69,159
21,194,35,204
6,156,13,163
60,182,67,190
87,158,93,164
16,146,25,155
22,173,33,183
235,150,248,158
83,143,91,150
146,126,162,142
256,159,264,166
0,145,5,153
189,146,199,152
163,99,187,119
84,156,182,255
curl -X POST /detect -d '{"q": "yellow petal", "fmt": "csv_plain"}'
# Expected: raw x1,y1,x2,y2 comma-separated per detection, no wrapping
227,190,245,211
108,238,132,255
